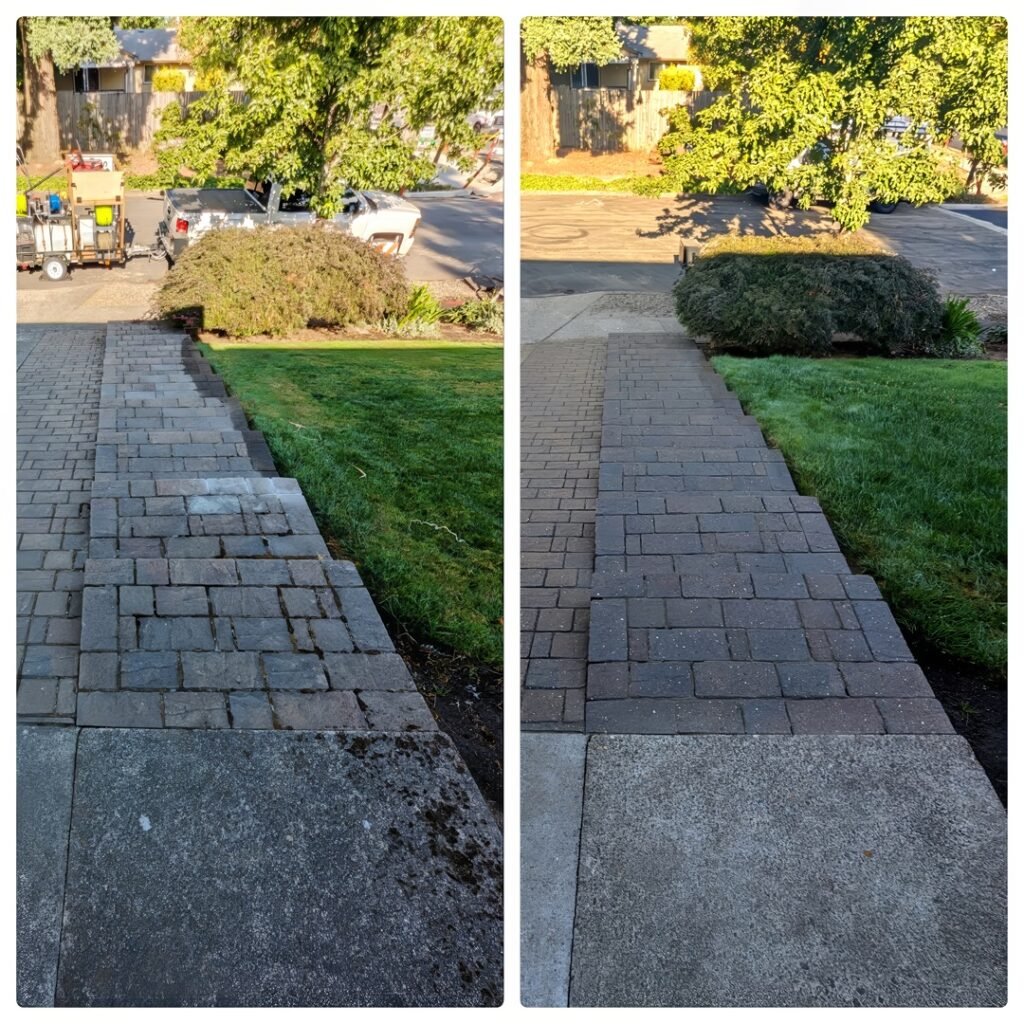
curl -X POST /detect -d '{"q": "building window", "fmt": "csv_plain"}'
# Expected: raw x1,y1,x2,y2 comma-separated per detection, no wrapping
648,62,667,82
569,63,600,89
143,65,155,88
74,68,101,93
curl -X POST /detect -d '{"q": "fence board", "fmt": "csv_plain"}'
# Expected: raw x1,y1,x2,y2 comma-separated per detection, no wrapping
552,86,721,153
55,91,245,153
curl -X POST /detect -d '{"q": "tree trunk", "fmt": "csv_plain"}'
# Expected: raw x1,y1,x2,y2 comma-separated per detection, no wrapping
18,19,32,117
521,50,556,163
23,50,62,163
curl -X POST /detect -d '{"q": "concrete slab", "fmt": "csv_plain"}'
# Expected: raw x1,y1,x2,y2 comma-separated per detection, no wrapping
570,734,1006,1007
56,728,502,1007
520,733,588,1007
522,292,601,344
521,291,687,347
17,726,78,1007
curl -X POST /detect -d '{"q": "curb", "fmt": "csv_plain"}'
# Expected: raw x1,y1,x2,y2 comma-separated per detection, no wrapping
404,185,503,199
936,206,1008,235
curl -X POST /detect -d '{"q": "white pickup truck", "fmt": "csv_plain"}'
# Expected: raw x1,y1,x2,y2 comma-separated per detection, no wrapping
158,180,421,261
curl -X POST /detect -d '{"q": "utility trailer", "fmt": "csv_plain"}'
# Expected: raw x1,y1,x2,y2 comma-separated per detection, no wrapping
16,151,151,280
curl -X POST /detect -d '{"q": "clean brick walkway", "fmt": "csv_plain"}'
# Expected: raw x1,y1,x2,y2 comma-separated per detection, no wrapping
522,332,954,737
18,323,433,733
520,339,605,730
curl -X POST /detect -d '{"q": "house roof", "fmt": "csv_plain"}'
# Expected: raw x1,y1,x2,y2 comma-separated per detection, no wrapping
114,28,187,65
617,23,690,63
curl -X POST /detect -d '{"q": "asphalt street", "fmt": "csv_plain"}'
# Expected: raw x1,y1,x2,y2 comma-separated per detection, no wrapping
943,206,1007,230
522,193,1007,297
17,189,504,322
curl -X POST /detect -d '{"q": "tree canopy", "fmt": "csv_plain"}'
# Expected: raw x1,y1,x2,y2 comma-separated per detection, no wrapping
115,17,172,30
520,17,622,72
25,16,120,73
158,16,501,212
19,17,122,160
659,16,1006,230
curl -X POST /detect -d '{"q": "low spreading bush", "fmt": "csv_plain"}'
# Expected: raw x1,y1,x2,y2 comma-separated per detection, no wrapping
157,226,410,337
441,298,504,334
673,234,947,357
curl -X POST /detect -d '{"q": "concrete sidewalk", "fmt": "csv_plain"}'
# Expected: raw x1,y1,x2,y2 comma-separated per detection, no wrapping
522,290,682,346
520,298,1007,1007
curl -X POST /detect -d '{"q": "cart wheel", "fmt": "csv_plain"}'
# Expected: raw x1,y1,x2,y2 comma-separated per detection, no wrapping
42,257,68,281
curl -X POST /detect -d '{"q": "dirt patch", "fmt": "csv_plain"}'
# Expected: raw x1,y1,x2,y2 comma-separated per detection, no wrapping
395,634,503,822
918,655,1006,806
523,149,663,179
121,149,159,176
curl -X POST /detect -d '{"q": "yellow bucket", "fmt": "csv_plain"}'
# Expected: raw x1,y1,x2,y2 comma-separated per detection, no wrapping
16,194,27,215
95,205,114,226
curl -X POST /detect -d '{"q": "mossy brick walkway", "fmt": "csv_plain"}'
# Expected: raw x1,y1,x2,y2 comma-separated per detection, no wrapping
17,323,501,1007
19,322,431,731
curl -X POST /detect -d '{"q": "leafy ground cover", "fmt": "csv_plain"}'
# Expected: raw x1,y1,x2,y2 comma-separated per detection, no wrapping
521,172,668,195
713,355,1007,675
198,339,503,668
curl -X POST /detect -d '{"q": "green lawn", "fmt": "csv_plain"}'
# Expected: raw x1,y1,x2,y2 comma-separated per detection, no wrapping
713,355,1007,675
520,173,745,197
198,339,503,666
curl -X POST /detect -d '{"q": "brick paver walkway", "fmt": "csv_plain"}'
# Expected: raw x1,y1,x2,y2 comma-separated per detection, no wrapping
522,332,954,737
18,323,433,733
520,339,605,730
17,327,105,722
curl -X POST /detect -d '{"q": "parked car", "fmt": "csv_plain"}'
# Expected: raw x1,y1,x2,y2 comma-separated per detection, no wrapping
750,133,918,214
158,180,421,261
468,109,503,133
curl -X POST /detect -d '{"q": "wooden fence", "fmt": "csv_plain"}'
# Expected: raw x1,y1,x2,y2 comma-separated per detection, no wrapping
56,91,246,153
553,86,722,153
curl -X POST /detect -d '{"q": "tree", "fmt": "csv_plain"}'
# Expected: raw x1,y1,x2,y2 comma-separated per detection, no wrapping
115,17,171,30
659,16,1004,231
520,17,622,161
917,17,1008,194
367,17,503,169
159,17,501,211
19,17,120,162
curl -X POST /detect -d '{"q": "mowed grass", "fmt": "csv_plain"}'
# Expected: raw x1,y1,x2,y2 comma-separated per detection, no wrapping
713,355,1007,674
198,340,503,666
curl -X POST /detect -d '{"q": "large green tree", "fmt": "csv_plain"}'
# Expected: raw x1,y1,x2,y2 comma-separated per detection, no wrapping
115,17,171,30
160,16,501,211
19,17,120,162
660,16,1005,231
520,17,622,161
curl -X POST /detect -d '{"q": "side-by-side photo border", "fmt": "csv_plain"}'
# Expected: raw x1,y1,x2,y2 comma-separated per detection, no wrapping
520,13,1007,1008
16,14,504,1007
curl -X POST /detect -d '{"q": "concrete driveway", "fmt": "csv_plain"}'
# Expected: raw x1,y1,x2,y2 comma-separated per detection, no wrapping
17,190,504,323
522,192,1007,297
